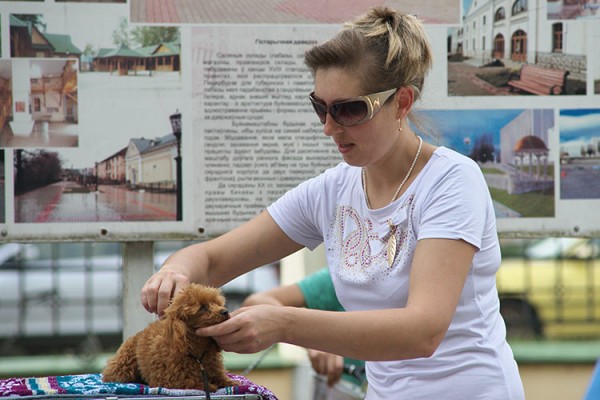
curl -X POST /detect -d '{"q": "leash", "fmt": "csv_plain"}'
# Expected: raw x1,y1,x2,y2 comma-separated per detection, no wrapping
189,344,277,398
242,344,277,376
189,350,212,400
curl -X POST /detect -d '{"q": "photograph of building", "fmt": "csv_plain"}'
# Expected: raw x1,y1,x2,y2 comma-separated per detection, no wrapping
0,58,79,148
423,108,555,218
92,41,180,76
448,0,587,96
10,14,82,60
14,127,182,223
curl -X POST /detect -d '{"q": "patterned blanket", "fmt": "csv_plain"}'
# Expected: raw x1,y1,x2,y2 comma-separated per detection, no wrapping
0,373,277,399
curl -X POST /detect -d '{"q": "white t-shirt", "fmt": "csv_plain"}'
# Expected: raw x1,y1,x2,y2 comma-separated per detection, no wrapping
268,147,524,399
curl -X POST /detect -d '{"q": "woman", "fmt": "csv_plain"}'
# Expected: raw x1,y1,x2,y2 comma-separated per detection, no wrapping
141,6,524,399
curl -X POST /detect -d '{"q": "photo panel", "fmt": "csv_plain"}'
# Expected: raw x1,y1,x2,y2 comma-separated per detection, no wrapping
547,0,600,20
421,109,555,218
130,0,461,25
14,52,183,224
6,3,184,224
0,58,79,148
448,0,587,96
0,0,598,238
559,108,600,200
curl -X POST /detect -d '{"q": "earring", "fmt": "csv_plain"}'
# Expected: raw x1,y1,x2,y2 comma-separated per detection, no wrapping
398,121,403,132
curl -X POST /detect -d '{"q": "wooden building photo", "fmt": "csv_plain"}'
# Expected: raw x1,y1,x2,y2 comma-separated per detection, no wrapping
10,14,82,61
92,42,180,76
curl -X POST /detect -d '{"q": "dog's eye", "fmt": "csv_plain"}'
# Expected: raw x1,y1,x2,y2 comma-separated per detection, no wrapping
199,304,208,312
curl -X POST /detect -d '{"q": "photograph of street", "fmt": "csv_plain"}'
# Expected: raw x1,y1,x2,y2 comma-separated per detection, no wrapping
422,108,555,218
130,0,460,25
447,0,587,96
0,58,79,148
559,109,600,199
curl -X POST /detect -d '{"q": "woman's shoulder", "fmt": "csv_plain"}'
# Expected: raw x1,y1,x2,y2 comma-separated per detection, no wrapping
292,162,359,197
313,162,359,183
326,161,357,175
431,147,478,166
427,147,483,176
418,147,487,190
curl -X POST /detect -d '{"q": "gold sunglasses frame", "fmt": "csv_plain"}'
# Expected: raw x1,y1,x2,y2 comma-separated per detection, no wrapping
308,88,398,126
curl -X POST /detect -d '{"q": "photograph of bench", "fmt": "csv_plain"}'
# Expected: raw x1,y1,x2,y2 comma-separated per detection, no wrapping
508,64,570,95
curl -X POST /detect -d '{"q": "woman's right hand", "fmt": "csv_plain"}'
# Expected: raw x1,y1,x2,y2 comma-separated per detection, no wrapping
308,349,344,386
141,269,191,317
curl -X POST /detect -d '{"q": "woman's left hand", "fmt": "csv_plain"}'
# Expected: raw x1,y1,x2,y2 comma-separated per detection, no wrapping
195,305,285,353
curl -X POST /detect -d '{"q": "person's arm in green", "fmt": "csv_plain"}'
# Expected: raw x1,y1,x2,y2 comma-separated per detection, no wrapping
296,268,344,312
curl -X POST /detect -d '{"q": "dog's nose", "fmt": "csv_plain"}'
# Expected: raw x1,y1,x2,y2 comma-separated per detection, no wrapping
221,309,230,319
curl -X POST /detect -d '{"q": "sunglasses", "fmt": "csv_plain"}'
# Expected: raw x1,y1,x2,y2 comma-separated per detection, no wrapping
309,88,398,127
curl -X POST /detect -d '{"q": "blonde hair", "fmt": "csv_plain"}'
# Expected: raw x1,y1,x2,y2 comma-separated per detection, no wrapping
304,6,434,126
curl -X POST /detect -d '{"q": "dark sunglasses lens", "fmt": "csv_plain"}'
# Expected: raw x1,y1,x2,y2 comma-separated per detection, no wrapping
331,100,368,126
310,100,327,123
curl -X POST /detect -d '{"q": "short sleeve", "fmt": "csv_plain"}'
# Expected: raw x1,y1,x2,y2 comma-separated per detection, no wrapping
417,160,490,250
297,268,345,312
268,166,343,250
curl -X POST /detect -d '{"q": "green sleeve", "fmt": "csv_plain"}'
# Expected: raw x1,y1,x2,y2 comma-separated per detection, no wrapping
297,268,366,386
297,268,345,312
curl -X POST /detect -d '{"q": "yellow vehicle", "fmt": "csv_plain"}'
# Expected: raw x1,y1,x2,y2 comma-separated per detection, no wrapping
497,237,600,340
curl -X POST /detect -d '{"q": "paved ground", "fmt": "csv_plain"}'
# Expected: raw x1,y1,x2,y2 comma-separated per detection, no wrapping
15,182,176,223
448,62,515,97
560,163,600,199
130,0,460,24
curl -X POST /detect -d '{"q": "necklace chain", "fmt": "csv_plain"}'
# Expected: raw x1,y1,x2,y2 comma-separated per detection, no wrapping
362,135,423,209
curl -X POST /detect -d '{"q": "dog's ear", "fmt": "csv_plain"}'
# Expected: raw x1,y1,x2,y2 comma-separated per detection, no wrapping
166,316,189,350
163,291,198,322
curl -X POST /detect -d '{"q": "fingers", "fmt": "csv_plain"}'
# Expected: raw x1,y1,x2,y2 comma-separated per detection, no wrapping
196,318,240,338
326,358,343,386
308,350,344,386
196,315,261,353
140,271,190,316
196,306,278,354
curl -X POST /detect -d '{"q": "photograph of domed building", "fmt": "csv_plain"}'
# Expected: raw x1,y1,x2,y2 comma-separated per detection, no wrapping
423,108,555,218
499,110,554,197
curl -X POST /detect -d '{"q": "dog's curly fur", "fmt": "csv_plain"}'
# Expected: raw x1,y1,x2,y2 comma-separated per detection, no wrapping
102,284,237,391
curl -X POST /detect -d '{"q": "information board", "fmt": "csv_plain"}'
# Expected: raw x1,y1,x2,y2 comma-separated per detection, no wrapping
0,0,598,241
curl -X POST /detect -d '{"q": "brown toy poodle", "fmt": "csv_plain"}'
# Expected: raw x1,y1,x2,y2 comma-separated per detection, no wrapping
102,284,237,391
